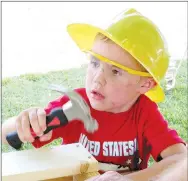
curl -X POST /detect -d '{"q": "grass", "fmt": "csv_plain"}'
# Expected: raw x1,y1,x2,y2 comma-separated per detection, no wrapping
2,60,187,159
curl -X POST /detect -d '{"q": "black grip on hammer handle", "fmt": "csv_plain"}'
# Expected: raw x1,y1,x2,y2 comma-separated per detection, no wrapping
6,107,69,150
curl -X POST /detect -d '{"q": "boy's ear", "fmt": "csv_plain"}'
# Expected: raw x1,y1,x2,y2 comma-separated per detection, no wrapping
138,77,156,94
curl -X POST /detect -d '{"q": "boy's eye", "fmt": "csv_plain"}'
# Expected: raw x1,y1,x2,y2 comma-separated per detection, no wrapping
90,55,100,68
112,69,121,75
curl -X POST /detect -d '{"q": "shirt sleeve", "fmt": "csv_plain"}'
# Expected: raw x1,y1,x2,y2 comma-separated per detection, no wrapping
143,102,186,161
32,92,83,148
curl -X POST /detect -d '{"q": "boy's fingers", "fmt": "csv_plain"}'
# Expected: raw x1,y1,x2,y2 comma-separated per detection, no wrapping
22,113,34,142
29,109,43,136
15,115,26,143
39,131,52,142
37,108,47,132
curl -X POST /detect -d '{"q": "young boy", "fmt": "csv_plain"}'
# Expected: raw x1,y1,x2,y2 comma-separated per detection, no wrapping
2,8,187,181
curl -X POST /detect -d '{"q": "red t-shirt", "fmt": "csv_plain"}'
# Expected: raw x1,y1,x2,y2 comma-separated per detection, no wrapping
32,88,185,173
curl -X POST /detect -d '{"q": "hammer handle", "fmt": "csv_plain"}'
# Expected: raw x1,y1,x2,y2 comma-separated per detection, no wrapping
6,108,68,150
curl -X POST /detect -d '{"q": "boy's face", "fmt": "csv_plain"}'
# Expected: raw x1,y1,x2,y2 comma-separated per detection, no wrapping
85,38,150,113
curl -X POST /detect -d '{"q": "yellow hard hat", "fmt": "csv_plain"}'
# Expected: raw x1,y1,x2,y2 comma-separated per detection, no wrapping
67,8,170,102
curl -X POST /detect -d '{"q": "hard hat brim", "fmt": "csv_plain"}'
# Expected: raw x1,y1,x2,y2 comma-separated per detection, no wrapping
67,23,165,102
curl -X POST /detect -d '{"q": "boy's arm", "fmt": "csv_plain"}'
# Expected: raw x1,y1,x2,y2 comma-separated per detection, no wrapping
125,143,187,181
151,153,187,181
125,101,187,181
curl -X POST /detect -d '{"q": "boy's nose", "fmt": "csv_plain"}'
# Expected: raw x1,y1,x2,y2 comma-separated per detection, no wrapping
93,67,106,87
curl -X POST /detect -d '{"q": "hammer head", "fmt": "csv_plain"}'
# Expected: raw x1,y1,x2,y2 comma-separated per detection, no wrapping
49,84,98,133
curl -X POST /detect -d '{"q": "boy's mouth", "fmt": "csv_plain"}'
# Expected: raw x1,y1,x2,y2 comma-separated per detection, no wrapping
90,90,105,100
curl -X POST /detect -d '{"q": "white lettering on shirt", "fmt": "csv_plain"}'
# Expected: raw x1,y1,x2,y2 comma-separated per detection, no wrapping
79,133,138,157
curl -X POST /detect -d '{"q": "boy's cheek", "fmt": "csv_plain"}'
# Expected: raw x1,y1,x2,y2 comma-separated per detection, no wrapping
85,70,94,86
85,78,92,93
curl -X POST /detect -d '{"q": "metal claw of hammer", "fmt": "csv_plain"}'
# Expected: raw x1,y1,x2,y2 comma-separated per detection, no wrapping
49,84,98,133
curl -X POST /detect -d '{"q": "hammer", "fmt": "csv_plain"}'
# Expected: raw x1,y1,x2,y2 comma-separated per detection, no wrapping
6,84,99,150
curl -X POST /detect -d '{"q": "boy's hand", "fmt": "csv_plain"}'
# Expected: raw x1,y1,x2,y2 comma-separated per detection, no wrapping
86,171,133,181
15,107,52,143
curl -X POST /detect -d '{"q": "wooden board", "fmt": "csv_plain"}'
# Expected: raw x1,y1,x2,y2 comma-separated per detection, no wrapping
2,143,98,181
